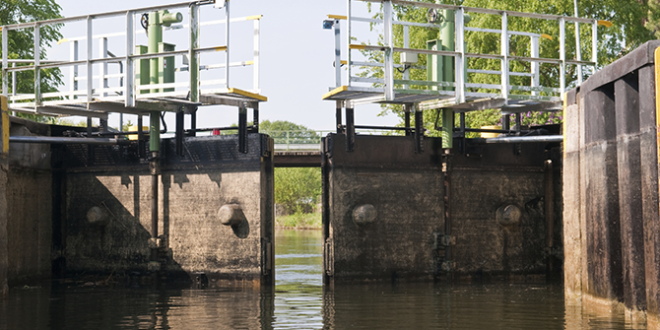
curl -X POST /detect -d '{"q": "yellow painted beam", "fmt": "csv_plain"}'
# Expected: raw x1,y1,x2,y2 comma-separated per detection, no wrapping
349,44,366,50
327,15,347,20
322,85,348,100
597,20,613,28
245,15,263,21
227,88,268,102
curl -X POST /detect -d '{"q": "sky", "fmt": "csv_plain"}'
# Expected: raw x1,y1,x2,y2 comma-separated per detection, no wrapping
46,0,402,131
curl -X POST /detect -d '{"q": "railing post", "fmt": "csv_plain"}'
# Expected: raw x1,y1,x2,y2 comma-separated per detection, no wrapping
574,1,583,85
34,23,41,107
2,26,7,98
347,0,352,87
99,37,108,98
70,41,79,101
403,24,409,90
455,8,465,104
86,17,93,105
559,17,566,96
383,0,394,101
500,12,508,102
253,17,260,93
334,19,342,88
592,20,598,74
125,11,134,107
531,36,540,96
189,4,200,103
225,0,230,88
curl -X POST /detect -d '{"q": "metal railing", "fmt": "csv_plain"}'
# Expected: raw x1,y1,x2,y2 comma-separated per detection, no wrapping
1,1,262,115
327,0,607,109
265,130,386,151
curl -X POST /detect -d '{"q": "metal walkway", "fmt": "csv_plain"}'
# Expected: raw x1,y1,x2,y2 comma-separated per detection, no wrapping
323,0,606,113
1,1,265,118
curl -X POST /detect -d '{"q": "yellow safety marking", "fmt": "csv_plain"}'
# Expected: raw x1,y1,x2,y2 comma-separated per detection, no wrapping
245,60,254,65
327,15,347,20
245,15,263,21
227,88,268,102
349,44,366,50
341,60,347,65
322,85,348,100
563,94,567,159
214,46,228,52
656,47,660,220
57,38,69,45
655,47,660,166
540,34,553,41
1,95,8,154
597,20,613,28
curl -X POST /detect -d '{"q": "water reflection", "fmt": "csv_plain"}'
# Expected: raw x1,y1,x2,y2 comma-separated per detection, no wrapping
0,229,647,329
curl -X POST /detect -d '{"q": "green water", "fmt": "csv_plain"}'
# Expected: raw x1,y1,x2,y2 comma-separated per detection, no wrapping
0,230,645,329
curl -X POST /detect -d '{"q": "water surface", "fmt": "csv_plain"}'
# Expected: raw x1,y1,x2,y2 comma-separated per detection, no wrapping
0,229,645,329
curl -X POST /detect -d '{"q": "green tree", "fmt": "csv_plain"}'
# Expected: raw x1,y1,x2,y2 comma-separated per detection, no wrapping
362,0,652,134
0,0,64,122
274,167,322,215
260,120,321,146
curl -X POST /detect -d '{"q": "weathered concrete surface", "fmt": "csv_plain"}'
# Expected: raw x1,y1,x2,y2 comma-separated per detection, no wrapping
563,89,582,300
639,63,660,328
323,134,557,283
60,134,274,286
323,134,445,282
4,117,52,286
451,142,555,277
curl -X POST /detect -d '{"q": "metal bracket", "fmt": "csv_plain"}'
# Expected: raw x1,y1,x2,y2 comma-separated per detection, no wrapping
345,107,355,152
238,105,248,154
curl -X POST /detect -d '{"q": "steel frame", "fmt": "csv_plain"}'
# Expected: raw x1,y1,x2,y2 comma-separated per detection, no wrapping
324,0,602,113
1,1,265,118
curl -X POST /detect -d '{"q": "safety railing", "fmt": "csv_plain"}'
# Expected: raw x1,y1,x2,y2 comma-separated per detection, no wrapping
1,0,262,115
265,130,388,151
325,0,608,109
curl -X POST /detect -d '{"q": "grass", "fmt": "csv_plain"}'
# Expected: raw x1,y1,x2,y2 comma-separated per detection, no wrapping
276,212,322,229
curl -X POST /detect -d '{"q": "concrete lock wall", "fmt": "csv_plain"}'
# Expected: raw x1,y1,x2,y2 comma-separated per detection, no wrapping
563,40,660,325
0,114,53,289
58,134,274,286
322,134,558,283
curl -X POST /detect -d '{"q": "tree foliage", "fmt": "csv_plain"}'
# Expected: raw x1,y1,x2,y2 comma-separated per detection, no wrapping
362,0,653,133
274,167,322,215
0,0,63,122
260,120,321,145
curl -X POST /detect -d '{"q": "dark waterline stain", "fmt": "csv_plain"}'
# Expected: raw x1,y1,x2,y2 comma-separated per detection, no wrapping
0,230,645,329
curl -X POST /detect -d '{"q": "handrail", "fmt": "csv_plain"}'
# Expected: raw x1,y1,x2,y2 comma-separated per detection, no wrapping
328,0,604,107
1,1,263,114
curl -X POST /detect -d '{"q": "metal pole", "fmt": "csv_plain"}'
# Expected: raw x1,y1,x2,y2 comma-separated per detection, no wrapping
2,26,7,97
34,24,41,107
483,135,563,143
334,19,342,87
86,17,92,104
336,100,342,134
225,0,230,89
383,0,394,101
544,159,554,273
253,17,260,93
574,0,583,84
531,36,540,96
559,17,566,95
189,5,200,102
500,12,508,102
125,11,135,107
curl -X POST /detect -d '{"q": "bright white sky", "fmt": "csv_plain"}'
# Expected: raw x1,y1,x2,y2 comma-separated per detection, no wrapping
47,0,401,131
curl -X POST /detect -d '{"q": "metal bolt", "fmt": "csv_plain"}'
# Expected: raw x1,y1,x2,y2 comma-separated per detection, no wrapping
86,206,109,226
353,204,377,225
218,204,244,226
496,204,521,226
